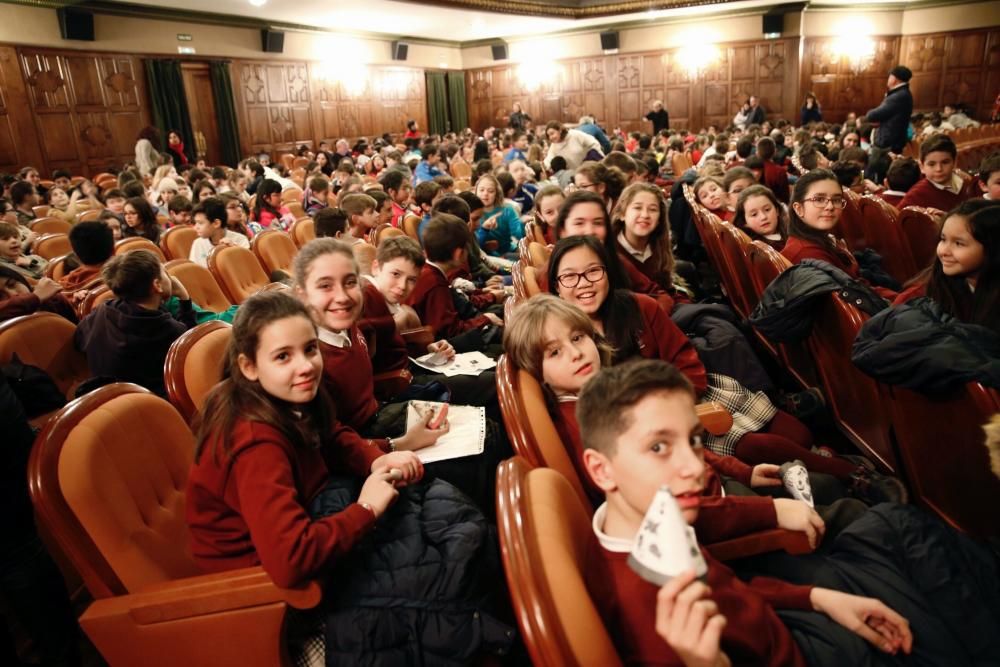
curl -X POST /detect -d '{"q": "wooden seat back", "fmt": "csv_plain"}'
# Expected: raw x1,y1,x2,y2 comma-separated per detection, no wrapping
898,206,944,271
30,216,72,235
858,196,917,283
715,223,757,318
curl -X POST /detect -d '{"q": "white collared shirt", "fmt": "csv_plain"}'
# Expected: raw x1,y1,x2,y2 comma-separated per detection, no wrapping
318,326,351,348
928,172,963,195
592,502,632,553
427,261,449,279
617,231,652,262
363,275,401,314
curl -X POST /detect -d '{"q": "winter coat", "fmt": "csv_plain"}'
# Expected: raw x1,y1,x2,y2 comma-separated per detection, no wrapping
309,476,516,665
866,84,914,152
672,303,774,392
749,259,888,343
851,296,1000,393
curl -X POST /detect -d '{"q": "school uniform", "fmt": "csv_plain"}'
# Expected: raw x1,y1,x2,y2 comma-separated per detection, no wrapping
898,173,976,211
615,234,679,305
359,279,409,374
762,159,790,203
185,419,379,587
318,326,380,429
408,262,490,339
782,235,897,299
877,190,906,209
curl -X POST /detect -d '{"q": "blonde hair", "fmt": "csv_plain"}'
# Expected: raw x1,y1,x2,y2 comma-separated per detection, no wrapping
503,294,613,389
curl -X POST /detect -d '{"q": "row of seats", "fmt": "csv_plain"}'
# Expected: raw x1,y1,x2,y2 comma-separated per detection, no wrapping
901,123,1000,170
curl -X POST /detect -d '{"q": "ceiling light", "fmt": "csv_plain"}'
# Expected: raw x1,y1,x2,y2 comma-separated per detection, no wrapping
249,0,267,7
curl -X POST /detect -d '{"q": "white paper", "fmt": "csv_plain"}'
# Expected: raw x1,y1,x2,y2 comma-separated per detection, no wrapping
410,351,496,377
405,400,486,464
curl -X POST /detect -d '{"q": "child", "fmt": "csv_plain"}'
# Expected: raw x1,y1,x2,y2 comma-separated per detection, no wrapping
978,153,1000,201
755,137,790,203
894,199,1000,333
339,192,379,244
899,134,977,210
167,194,193,228
507,159,539,214
368,189,393,227
1,216,49,280
474,173,523,257
783,169,898,298
74,249,196,396
574,161,627,210
531,184,563,245
723,167,757,215
692,175,732,222
432,195,504,288
189,197,251,268
252,179,294,231
432,174,454,195
611,182,679,296
314,207,349,239
61,221,114,290
303,175,330,217
412,180,441,240
733,184,788,251
103,188,127,217
9,181,37,227
381,170,413,228
879,157,921,208
0,266,76,323
504,131,529,163
122,196,162,244
412,144,445,185
408,214,503,340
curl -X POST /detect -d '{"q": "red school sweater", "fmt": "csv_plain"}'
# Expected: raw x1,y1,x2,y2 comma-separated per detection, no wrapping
591,543,810,667
359,279,409,374
407,263,490,339
898,176,975,212
318,327,381,429
632,293,708,393
781,236,898,300
185,419,380,588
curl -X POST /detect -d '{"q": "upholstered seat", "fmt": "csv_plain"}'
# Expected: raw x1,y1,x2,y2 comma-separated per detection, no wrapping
165,320,231,422
289,217,316,248
716,223,757,319
30,216,72,235
0,311,89,398
251,229,298,276
33,233,73,260
207,245,270,304
160,224,198,261
858,196,917,283
898,206,944,271
115,237,166,261
79,283,115,316
164,259,233,314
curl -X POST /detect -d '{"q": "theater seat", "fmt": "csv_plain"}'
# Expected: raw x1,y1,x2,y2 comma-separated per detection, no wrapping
496,457,623,667
30,216,72,235
27,383,321,667
208,245,270,304
79,283,115,316
44,254,71,281
33,233,73,260
857,196,918,284
836,188,866,251
164,259,233,314
115,237,167,261
288,217,315,248
373,223,404,246
165,320,231,422
160,225,198,261
251,229,298,276
898,206,944,271
0,312,89,399
716,223,757,319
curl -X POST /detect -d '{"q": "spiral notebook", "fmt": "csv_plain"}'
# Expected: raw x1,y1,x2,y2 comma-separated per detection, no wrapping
405,400,486,464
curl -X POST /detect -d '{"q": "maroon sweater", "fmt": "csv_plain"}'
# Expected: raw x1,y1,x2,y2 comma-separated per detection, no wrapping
0,292,77,324
359,280,409,374
781,236,897,299
591,545,810,666
186,419,380,587
762,159,790,203
898,176,975,211
539,257,676,313
407,263,489,339
319,327,380,429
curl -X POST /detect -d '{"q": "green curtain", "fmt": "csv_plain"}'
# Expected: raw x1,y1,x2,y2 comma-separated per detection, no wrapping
209,61,242,168
426,72,448,135
446,71,469,132
144,59,195,163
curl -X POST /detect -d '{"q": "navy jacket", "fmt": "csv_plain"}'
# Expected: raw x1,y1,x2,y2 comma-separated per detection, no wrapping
866,84,914,152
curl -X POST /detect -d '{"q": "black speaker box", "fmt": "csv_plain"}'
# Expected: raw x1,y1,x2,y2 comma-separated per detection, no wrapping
391,41,409,61
57,7,95,41
600,31,619,51
762,14,783,35
261,29,285,53
492,43,508,61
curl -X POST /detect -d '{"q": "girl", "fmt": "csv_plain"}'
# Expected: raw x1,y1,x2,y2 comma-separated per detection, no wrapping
219,194,253,238
0,266,76,323
252,179,294,231
611,182,678,296
474,173,522,257
192,179,217,203
531,185,563,245
734,184,788,251
547,235,905,504
783,169,897,298
693,175,733,221
365,154,385,178
574,161,627,212
122,196,162,243
895,199,1000,333
166,130,188,167
801,92,822,126
293,238,506,510
314,150,333,177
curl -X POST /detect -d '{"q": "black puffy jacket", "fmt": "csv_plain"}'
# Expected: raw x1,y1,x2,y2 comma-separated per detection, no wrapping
309,477,515,665
749,259,888,343
852,296,1000,393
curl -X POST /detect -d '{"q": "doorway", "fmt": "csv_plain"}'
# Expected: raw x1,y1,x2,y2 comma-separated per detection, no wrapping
180,63,222,165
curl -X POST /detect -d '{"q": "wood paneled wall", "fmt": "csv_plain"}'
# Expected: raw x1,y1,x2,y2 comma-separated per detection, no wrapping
802,27,1000,124
0,45,149,176
231,60,427,159
465,38,801,134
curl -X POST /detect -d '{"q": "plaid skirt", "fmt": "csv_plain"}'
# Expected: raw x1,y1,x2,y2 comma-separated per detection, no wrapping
702,373,778,457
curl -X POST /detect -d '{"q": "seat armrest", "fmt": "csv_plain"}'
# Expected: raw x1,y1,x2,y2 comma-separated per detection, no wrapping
696,401,733,436
705,528,813,561
401,326,435,357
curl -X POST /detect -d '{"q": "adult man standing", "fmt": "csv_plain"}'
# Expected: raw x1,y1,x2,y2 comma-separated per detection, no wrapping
865,66,914,153
746,95,766,125
644,100,669,134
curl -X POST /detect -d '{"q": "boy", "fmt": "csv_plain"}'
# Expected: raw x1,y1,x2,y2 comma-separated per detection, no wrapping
413,144,445,185
504,131,529,163
432,174,455,195
0,221,46,280
189,197,250,268
75,249,196,397
314,207,349,239
413,180,442,240
899,134,977,210
879,157,921,208
579,360,912,667
61,221,114,290
755,137,789,203
407,214,503,341
10,181,37,227
369,189,393,227
103,188,127,216
339,192,378,244
434,194,503,288
167,194,193,228
381,170,413,228
304,175,331,217
508,160,539,214
977,153,1000,201
52,169,72,192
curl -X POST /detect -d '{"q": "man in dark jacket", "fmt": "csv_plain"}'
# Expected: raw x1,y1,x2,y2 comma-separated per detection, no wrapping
644,100,670,134
865,66,914,153
747,95,766,126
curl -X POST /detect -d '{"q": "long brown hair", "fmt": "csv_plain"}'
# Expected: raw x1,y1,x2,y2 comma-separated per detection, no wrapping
733,184,788,241
194,291,334,463
611,182,675,284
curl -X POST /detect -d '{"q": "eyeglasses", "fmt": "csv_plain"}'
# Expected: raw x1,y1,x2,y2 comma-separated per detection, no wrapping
557,266,606,288
803,196,847,209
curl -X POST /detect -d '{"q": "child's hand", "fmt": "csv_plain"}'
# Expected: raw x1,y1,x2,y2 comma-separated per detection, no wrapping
70,289,89,304
371,451,424,486
773,498,825,548
654,570,731,667
427,340,455,362
33,277,62,302
810,588,912,655
397,409,449,451
484,312,503,327
357,468,401,518
749,464,782,488
169,275,190,301
217,237,237,248
24,231,38,247
481,213,500,230
15,255,33,267
486,275,504,288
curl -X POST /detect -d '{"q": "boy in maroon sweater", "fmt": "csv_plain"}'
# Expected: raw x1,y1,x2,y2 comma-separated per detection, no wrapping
899,134,977,210
407,214,503,341
579,360,912,666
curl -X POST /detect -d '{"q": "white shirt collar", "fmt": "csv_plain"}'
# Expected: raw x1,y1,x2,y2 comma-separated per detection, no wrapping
928,172,963,194
556,394,578,403
592,502,632,553
318,326,351,348
427,261,449,279
617,231,652,262
363,275,401,314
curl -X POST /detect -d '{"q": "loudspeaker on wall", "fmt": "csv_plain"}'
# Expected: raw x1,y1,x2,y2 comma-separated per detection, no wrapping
57,7,95,41
261,29,285,53
492,43,508,61
600,31,619,52
392,41,409,61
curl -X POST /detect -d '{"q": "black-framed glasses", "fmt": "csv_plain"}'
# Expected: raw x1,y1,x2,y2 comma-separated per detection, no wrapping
803,195,848,209
557,266,606,288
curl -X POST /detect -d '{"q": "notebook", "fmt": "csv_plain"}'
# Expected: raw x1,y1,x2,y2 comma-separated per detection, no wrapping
410,350,497,377
405,400,486,464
